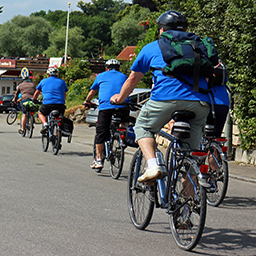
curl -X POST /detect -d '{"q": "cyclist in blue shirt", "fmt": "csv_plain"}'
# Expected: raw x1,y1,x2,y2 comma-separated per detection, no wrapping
111,10,218,185
84,59,129,169
33,67,68,134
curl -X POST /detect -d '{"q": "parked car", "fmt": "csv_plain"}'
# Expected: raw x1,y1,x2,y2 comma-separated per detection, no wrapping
85,88,151,126
0,94,15,113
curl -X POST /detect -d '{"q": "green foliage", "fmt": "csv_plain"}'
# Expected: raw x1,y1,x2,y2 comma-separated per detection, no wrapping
45,26,85,58
66,77,94,102
58,59,92,87
0,15,52,57
111,5,150,48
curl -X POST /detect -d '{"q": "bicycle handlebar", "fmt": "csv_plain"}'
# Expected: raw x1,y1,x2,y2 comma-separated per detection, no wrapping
110,101,141,111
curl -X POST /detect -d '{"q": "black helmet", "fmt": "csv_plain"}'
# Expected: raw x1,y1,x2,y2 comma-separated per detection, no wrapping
157,10,188,31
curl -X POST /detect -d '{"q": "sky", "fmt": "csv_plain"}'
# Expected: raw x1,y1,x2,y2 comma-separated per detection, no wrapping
0,0,132,24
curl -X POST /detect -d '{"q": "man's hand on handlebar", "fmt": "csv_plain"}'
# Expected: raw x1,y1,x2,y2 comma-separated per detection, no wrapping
82,101,97,110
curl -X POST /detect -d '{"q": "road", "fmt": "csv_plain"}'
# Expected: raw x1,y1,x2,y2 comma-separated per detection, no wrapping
0,114,255,256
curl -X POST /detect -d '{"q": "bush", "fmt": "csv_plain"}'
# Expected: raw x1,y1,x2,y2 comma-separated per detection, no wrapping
66,75,96,102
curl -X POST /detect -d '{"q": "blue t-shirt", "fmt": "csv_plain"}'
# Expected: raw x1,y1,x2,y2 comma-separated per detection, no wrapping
37,76,68,104
131,31,214,103
90,70,128,111
212,85,230,106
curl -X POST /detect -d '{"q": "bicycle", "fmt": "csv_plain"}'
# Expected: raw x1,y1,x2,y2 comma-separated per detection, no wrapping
127,109,209,251
6,101,21,125
19,100,40,138
200,124,229,207
41,109,73,155
85,102,137,179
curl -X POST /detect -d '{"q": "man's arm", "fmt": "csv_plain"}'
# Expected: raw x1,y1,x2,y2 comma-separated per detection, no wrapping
33,89,41,101
84,89,98,103
110,71,144,103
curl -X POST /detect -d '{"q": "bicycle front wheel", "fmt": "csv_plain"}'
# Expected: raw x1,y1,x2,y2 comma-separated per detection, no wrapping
51,123,61,155
168,157,207,251
26,115,34,138
127,149,155,230
6,109,17,125
109,134,124,179
205,143,229,207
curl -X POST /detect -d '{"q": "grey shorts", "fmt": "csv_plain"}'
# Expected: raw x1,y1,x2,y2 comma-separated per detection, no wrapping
134,99,210,149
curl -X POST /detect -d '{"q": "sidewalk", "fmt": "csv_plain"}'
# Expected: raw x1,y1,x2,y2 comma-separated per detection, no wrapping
73,123,256,183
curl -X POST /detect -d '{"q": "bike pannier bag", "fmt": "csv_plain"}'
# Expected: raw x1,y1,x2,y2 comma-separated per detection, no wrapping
61,117,74,135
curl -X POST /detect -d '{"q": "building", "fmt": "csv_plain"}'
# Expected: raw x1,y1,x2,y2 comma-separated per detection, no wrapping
0,57,49,96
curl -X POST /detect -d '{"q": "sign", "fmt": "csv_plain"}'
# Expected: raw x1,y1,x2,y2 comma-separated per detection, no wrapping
49,57,62,67
21,67,29,78
0,59,16,68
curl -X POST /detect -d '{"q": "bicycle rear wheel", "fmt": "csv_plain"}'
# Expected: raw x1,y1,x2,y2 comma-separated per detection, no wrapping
127,149,155,230
51,123,61,155
205,143,229,207
6,109,17,125
109,134,124,179
41,131,49,152
168,157,207,251
26,115,34,138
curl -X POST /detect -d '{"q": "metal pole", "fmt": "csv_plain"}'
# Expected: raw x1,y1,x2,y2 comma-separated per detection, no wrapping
64,2,71,64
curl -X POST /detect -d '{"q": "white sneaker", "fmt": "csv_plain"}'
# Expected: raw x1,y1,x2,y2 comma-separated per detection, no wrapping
90,159,103,169
138,165,167,183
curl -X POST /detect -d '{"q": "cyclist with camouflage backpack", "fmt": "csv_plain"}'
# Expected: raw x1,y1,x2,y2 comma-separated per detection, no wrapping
111,10,219,185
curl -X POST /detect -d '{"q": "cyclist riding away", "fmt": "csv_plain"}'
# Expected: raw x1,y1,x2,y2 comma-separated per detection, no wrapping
84,59,130,170
111,10,219,185
13,71,36,134
33,67,68,134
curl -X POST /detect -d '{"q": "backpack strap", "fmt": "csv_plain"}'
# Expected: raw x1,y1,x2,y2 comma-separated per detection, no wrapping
190,41,201,92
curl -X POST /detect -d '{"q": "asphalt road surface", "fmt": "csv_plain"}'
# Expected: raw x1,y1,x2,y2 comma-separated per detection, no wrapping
0,114,255,256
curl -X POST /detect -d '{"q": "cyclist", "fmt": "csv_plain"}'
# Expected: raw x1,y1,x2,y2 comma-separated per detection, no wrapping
13,72,36,134
111,10,218,185
84,59,130,169
33,67,68,134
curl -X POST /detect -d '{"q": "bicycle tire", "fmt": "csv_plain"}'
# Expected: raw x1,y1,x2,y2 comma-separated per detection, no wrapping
168,157,207,251
51,123,61,155
205,143,229,207
109,133,124,179
26,115,34,138
127,149,155,230
41,131,49,152
92,137,105,173
6,109,17,125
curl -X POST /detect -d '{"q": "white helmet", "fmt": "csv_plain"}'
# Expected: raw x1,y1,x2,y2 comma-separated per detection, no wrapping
47,67,59,76
105,59,120,70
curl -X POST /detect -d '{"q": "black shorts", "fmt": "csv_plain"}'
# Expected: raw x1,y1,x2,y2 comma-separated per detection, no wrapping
95,108,130,144
39,104,66,116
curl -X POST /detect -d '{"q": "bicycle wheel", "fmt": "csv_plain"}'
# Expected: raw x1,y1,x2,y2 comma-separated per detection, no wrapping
6,109,17,125
168,157,207,251
205,143,229,207
109,133,124,179
51,123,62,155
127,149,155,230
26,115,34,138
41,131,49,152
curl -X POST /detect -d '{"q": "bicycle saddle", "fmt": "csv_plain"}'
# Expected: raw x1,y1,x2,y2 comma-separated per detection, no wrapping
171,111,195,122
51,110,60,117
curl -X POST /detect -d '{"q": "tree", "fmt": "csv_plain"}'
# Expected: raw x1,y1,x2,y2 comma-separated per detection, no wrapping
0,15,52,57
111,5,150,48
45,26,85,58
